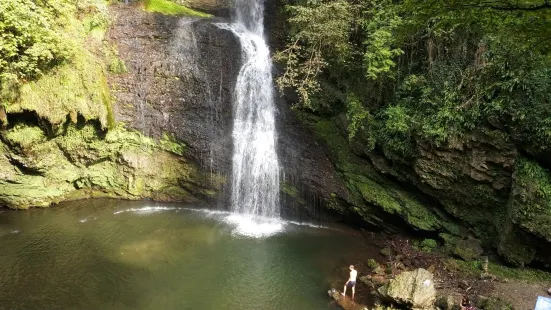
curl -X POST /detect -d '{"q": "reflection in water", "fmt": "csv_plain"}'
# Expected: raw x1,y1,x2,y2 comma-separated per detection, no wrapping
0,199,377,309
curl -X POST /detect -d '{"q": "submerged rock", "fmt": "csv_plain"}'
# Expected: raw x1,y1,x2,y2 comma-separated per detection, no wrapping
327,288,368,310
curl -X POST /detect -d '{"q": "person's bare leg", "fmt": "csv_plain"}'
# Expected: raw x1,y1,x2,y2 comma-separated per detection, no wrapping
352,286,355,300
342,284,347,296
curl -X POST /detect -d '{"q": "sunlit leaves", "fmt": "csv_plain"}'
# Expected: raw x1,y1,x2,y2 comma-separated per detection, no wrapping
274,0,353,108
0,0,76,102
276,0,551,154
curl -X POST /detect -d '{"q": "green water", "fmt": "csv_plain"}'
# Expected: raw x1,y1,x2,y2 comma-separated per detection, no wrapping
0,199,376,309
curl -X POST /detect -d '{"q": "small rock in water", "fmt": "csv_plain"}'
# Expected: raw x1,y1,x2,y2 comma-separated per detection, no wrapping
328,288,341,301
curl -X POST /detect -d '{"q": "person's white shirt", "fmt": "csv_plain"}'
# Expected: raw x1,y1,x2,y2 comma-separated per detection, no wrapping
350,269,357,281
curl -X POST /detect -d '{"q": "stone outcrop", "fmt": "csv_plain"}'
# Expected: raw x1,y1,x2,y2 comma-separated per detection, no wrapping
0,4,236,208
0,118,216,208
295,111,551,266
378,268,437,310
108,4,239,179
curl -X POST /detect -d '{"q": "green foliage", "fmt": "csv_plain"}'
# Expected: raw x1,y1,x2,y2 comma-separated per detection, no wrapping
376,105,416,157
510,157,551,240
3,124,47,148
109,58,128,74
0,0,74,102
359,0,404,80
419,239,438,252
143,0,211,17
276,0,551,153
346,93,374,147
274,0,353,108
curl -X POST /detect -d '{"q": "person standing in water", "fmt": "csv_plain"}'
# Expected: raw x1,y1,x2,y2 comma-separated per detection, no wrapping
342,265,357,299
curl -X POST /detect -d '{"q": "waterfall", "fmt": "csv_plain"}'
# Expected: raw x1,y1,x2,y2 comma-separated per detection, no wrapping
215,0,282,235
225,0,280,218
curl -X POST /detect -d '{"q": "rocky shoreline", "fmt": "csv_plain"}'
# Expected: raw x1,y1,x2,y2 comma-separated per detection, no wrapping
326,235,551,310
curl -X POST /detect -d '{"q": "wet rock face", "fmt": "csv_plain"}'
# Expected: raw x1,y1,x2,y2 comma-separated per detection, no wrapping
107,4,346,217
108,5,240,183
413,131,516,211
174,0,231,16
276,104,349,219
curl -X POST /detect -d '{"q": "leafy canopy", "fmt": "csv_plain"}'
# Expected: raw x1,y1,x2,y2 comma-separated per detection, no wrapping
275,0,551,153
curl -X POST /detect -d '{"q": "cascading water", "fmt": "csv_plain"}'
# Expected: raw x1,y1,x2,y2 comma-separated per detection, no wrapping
217,0,282,236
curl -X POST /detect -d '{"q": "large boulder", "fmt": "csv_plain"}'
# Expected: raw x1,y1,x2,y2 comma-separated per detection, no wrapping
380,268,437,310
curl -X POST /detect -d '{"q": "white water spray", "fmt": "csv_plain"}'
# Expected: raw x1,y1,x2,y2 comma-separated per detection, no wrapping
216,0,281,236
225,0,280,217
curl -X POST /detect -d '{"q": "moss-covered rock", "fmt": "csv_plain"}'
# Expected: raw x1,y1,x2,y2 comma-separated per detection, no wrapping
380,268,437,309
509,158,551,241
419,239,438,253
0,121,219,209
302,114,460,234
297,111,551,266
493,157,551,265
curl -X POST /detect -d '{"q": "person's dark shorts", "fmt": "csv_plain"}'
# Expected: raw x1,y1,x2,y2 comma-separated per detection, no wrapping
347,281,356,287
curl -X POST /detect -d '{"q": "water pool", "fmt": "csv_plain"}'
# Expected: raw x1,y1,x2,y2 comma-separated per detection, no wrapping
0,199,376,309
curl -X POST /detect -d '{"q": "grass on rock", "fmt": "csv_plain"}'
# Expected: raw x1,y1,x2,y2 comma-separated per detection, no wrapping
143,0,211,17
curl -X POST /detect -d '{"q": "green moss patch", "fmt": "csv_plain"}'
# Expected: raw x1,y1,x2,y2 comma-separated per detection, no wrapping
3,0,113,129
9,49,111,128
143,0,211,17
3,124,47,149
281,182,299,198
450,258,551,283
511,157,551,241
302,114,454,232
0,122,217,209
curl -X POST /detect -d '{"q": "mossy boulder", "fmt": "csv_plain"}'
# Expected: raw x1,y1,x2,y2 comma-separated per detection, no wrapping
496,157,551,266
367,258,380,270
379,268,437,310
0,122,219,209
454,239,484,261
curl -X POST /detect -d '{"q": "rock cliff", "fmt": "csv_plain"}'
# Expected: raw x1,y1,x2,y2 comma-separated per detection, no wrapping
0,3,234,208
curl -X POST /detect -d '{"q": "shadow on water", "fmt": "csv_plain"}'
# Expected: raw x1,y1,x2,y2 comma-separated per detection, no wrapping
0,228,152,309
